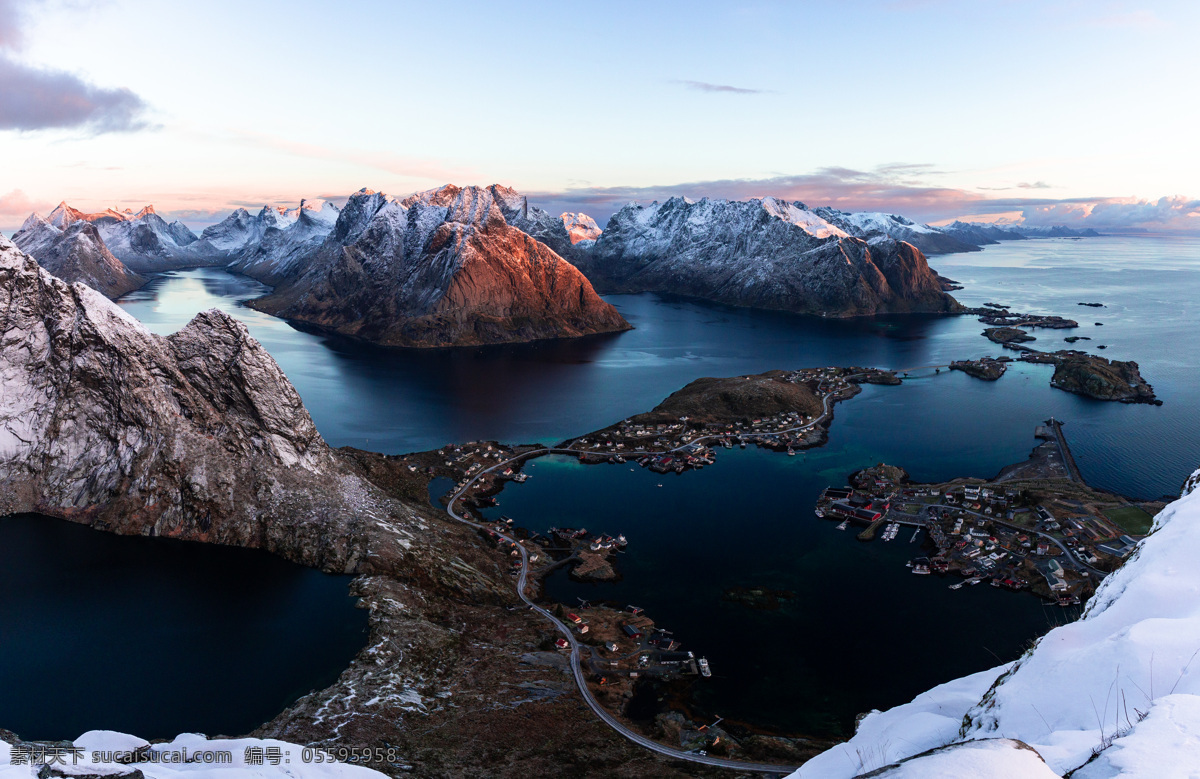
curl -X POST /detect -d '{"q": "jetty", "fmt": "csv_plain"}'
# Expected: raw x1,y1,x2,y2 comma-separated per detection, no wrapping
1042,417,1084,483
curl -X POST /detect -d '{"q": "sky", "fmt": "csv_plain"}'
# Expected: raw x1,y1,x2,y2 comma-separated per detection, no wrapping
0,0,1197,232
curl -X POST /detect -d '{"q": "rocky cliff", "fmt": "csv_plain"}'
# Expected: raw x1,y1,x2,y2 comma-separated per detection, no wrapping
11,213,145,298
249,185,630,347
579,196,961,317
0,236,427,573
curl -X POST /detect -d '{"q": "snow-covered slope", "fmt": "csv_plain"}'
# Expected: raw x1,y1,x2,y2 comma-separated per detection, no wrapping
0,730,385,778
812,207,982,255
45,202,201,272
227,199,341,284
11,213,145,298
248,185,630,347
581,196,959,317
795,469,1200,778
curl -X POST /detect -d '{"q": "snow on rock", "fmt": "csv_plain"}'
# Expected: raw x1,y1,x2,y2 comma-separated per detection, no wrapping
11,213,145,299
793,469,1200,778
0,235,426,573
39,201,200,272
227,199,342,285
1073,694,1200,779
581,196,959,317
0,731,385,778
866,738,1059,778
560,212,602,244
248,184,629,347
793,666,1011,776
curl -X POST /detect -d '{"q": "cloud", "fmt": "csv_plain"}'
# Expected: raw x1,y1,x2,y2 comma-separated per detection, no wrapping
674,80,772,95
0,1,149,133
1018,181,1052,189
0,55,149,132
1016,196,1200,231
0,0,23,48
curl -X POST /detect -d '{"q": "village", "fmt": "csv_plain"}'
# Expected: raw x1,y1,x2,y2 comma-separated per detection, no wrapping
562,366,901,473
814,422,1162,606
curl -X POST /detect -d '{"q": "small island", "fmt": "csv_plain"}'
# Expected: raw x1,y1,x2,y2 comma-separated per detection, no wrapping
984,327,1035,344
950,357,1010,380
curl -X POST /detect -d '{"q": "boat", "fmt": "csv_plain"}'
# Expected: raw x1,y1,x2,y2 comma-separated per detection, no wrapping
836,520,848,530
787,448,795,456
698,658,711,677
967,577,982,585
949,582,964,590
815,508,826,518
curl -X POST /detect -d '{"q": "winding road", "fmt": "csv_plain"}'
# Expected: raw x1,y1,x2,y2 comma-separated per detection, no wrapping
443,448,798,775
437,377,872,773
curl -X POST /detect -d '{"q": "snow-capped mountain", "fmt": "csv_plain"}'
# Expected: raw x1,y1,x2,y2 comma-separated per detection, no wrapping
580,196,959,317
795,470,1200,778
812,207,984,255
191,200,340,272
226,199,341,285
44,202,201,272
11,213,146,299
249,185,630,347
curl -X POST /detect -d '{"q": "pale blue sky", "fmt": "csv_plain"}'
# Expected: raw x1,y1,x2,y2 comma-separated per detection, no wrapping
1,0,1197,230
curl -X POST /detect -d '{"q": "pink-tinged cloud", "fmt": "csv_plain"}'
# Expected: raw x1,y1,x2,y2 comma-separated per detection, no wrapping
1017,196,1200,232
0,188,55,233
228,130,481,185
524,170,1200,234
523,166,985,224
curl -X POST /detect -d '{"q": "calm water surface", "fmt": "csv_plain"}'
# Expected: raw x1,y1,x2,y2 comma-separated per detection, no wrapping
1,514,367,740
94,235,1200,736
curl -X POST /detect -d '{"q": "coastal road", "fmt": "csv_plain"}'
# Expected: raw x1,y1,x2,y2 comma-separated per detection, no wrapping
442,449,799,776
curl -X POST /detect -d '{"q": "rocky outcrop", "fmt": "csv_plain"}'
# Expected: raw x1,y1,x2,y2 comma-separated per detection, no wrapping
950,357,1009,380
984,327,1035,344
11,213,145,298
578,196,961,317
249,185,630,348
0,236,428,573
44,202,202,273
1049,353,1160,404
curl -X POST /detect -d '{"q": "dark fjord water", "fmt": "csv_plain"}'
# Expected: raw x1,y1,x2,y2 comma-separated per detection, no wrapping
9,234,1185,740
1,514,367,740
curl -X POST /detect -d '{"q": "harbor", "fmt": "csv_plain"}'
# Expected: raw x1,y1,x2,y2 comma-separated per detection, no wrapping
813,422,1164,606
